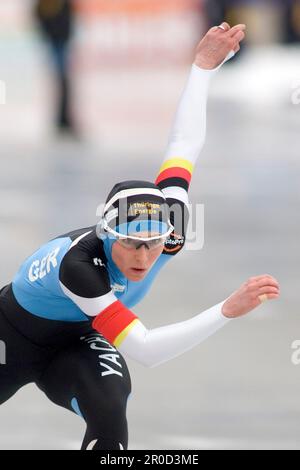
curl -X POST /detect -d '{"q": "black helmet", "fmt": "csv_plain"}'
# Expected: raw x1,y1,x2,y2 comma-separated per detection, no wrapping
102,180,174,240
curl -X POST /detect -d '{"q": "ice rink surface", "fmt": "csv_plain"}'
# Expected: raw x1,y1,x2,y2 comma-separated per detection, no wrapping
0,25,300,449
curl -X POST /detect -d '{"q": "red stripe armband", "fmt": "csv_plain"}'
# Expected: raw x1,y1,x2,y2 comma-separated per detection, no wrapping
155,166,192,186
92,300,139,347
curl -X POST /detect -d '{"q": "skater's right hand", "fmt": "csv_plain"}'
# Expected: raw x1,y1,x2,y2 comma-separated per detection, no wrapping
221,275,280,319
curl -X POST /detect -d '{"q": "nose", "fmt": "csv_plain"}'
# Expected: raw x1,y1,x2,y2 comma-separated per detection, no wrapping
135,245,149,262
136,242,149,251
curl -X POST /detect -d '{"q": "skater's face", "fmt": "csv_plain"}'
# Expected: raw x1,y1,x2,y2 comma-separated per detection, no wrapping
111,232,165,281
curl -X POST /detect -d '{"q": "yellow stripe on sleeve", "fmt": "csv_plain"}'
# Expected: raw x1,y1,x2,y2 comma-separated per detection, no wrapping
159,158,194,175
113,319,140,348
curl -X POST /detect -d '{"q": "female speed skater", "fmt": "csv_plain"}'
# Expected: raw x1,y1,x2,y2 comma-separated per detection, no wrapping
0,22,280,450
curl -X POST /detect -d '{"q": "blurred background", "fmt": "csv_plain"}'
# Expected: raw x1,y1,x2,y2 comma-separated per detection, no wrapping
0,0,300,450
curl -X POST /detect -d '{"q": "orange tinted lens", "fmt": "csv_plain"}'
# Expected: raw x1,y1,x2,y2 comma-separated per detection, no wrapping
117,237,165,250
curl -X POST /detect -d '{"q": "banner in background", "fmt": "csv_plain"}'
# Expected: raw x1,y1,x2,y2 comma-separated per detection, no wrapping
203,0,300,44
73,0,204,67
74,0,201,16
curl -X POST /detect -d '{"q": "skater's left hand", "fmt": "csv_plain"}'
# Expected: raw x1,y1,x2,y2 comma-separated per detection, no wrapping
194,22,246,70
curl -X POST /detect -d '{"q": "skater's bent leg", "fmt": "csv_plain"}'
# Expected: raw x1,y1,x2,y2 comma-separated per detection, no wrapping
36,332,131,450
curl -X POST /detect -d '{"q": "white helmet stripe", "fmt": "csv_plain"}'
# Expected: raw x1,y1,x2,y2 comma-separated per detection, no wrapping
104,188,166,214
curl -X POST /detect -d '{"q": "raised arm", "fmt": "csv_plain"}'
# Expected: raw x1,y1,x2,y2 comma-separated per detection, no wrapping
156,22,246,201
155,23,246,255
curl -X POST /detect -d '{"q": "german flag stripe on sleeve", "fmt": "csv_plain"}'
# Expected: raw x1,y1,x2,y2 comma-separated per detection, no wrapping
92,300,139,347
156,176,189,192
158,158,194,175
155,158,194,191
155,167,192,185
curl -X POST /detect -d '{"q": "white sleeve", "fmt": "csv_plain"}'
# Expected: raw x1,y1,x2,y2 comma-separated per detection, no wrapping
118,300,232,368
157,51,235,206
166,51,235,162
163,64,214,165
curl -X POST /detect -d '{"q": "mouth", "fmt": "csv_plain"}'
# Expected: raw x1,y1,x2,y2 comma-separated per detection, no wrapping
130,268,147,274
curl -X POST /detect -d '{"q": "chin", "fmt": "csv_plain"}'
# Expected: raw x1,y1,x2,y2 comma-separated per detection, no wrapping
127,270,148,282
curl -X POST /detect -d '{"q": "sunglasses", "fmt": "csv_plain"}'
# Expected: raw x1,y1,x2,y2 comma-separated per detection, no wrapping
116,236,168,251
102,219,174,251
